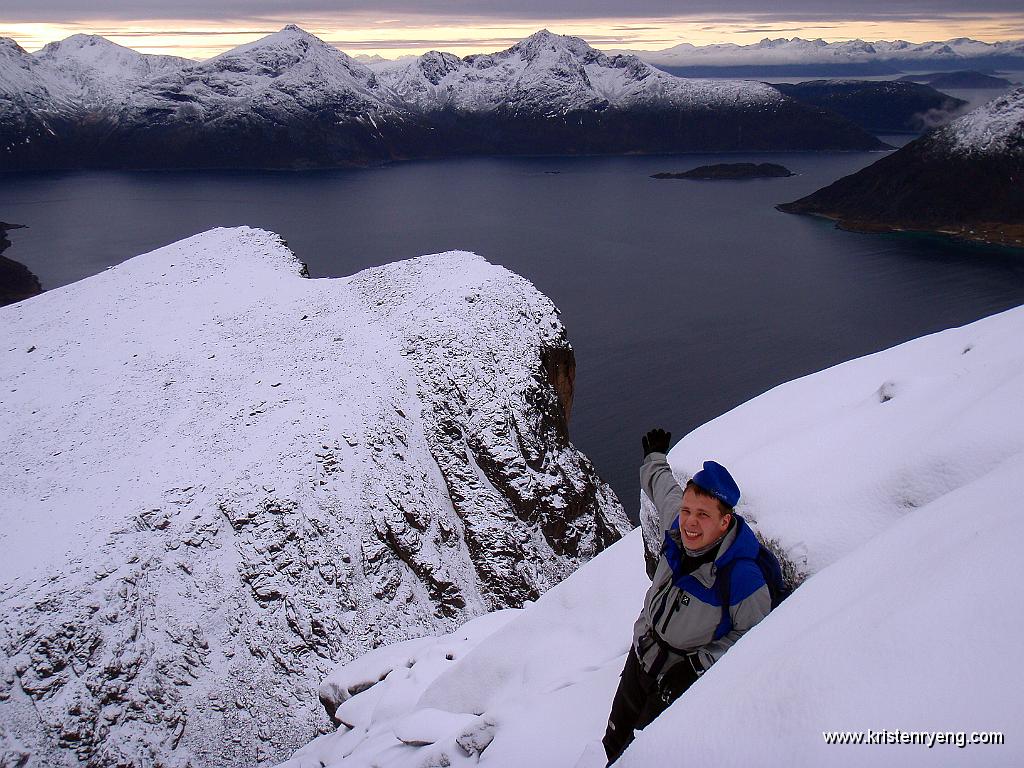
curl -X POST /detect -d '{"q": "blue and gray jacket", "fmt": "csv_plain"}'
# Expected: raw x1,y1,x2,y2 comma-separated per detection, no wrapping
632,453,771,679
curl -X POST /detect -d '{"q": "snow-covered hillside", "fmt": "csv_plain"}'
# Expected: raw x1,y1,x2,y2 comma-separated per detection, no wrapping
0,228,628,767
36,34,192,108
128,25,398,128
945,86,1024,155
376,29,783,114
280,304,1024,767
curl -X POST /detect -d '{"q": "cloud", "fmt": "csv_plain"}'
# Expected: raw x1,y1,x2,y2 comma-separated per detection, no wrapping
4,1,1024,24
729,25,842,34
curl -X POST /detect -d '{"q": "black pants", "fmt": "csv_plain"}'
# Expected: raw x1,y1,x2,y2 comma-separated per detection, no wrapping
602,647,698,765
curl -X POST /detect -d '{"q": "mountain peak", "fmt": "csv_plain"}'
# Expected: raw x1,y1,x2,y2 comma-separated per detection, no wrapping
39,34,129,58
511,29,596,59
215,24,335,59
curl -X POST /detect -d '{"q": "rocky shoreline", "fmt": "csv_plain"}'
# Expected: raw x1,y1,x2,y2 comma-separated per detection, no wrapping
783,210,1024,250
0,221,43,306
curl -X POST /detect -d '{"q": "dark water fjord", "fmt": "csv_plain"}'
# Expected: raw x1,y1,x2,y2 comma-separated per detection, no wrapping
4,152,1024,516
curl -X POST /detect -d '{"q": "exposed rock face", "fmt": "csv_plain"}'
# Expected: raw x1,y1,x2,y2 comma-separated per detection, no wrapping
0,222,41,306
778,87,1024,249
0,26,885,170
0,227,630,767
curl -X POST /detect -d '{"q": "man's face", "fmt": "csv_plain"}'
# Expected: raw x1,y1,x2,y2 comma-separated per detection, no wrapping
678,487,731,550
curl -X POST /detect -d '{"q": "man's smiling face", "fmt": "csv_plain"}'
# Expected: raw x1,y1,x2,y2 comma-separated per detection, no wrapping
678,485,731,550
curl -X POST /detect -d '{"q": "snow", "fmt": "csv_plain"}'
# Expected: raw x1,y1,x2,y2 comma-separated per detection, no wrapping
282,304,1024,767
1,25,787,146
377,29,782,114
0,227,627,767
945,86,1024,155
620,36,1024,68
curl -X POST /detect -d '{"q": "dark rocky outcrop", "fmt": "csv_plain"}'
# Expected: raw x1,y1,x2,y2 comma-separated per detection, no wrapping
900,70,1017,90
771,80,967,134
652,162,793,180
0,222,42,306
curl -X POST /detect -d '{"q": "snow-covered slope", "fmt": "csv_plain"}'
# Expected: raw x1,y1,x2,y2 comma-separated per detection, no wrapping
0,228,628,767
36,34,192,108
280,304,1024,768
377,30,783,114
946,85,1024,154
129,25,394,125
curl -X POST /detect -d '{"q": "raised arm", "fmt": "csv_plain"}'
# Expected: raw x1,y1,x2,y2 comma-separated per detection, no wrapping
639,428,684,534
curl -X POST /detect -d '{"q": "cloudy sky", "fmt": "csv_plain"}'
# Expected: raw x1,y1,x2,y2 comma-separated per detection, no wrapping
3,1,1023,58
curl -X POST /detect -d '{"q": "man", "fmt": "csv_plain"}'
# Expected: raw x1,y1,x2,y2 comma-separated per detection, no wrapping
602,428,772,765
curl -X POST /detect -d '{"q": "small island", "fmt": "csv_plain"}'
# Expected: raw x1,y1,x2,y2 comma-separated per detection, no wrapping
652,162,794,180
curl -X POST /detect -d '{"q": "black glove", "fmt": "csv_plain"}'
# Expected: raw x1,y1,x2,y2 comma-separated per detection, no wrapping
642,428,671,457
657,654,702,704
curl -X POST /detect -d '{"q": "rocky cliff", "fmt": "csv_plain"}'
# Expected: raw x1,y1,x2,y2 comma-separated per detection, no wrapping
0,227,630,767
0,221,41,306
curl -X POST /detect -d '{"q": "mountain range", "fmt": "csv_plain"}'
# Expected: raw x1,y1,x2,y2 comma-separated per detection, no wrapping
620,36,1024,77
0,26,885,171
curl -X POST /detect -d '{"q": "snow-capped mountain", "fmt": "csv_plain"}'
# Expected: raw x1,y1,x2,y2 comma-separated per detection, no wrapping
279,302,1024,768
0,26,885,170
115,25,414,168
132,25,389,121
621,36,1024,76
378,29,786,114
779,87,1024,247
0,227,629,767
36,34,192,107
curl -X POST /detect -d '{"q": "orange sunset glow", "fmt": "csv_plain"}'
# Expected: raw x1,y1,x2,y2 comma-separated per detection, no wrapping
4,12,1023,59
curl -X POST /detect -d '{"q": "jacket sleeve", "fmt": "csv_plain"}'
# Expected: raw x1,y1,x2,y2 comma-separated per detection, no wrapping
639,453,685,534
695,565,771,670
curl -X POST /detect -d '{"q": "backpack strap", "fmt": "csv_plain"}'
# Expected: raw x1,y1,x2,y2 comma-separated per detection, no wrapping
713,559,738,639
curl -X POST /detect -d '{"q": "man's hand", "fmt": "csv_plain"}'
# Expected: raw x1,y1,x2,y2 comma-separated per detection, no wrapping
657,655,700,704
642,428,671,457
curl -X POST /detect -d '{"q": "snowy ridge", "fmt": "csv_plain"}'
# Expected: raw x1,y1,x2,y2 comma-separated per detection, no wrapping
378,29,782,114
0,25,783,127
622,35,1024,67
943,85,1024,155
127,25,398,127
2,25,865,170
0,228,628,767
281,305,1024,767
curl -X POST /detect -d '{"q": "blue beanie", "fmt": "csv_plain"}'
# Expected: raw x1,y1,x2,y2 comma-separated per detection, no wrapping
691,460,740,509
